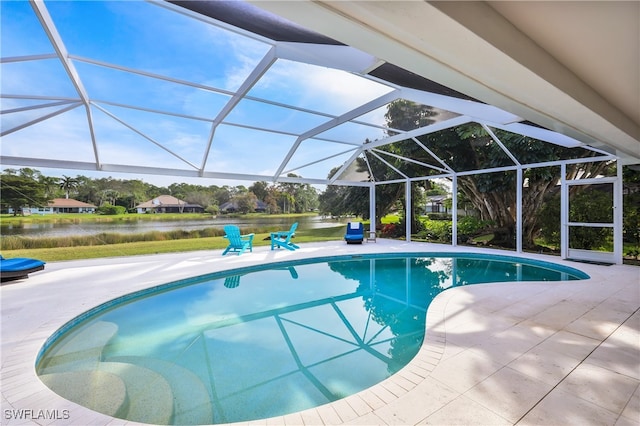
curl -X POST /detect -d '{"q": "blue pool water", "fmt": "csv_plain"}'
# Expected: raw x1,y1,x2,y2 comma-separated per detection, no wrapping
36,253,588,424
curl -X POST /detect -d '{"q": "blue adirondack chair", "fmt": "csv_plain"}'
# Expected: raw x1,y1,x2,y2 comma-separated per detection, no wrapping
222,225,254,255
270,222,299,251
344,222,364,244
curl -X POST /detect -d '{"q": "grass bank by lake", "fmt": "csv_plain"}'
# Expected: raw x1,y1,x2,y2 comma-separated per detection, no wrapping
1,222,347,262
0,212,319,225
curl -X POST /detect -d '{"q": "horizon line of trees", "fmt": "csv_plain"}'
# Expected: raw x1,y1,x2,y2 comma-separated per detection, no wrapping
0,169,320,216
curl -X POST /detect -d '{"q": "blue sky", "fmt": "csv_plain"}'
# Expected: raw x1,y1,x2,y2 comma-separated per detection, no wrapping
1,0,396,187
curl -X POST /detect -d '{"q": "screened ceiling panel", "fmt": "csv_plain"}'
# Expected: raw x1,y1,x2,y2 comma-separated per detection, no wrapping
374,139,450,176
314,121,391,145
384,99,461,132
0,0,620,186
415,124,516,173
491,127,610,164
0,0,53,57
354,104,396,129
284,145,359,180
2,59,78,98
330,155,369,182
73,61,232,118
94,104,212,167
246,59,395,117
363,153,406,182
225,98,329,135
203,124,297,176
2,102,77,136
372,150,445,179
1,107,97,162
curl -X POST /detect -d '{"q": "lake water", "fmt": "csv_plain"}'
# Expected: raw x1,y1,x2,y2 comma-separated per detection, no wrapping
1,216,348,238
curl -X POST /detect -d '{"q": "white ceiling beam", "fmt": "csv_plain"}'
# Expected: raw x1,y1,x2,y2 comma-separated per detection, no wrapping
276,42,380,73
201,47,278,174
29,0,101,169
401,87,521,125
92,103,200,170
363,115,474,151
1,102,82,137
273,89,400,181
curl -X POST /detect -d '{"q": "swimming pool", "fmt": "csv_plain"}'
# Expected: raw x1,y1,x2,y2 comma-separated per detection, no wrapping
36,253,588,425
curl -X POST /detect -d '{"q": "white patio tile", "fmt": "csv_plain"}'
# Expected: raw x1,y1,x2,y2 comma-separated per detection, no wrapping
619,384,640,423
555,363,640,414
533,329,601,360
463,366,554,423
419,395,511,425
519,387,619,426
508,344,583,386
429,348,503,394
372,377,458,425
587,340,640,380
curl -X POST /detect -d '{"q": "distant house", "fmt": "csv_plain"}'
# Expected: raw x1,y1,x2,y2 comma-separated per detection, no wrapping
219,200,267,213
9,198,97,215
425,195,449,214
425,195,477,217
135,195,204,214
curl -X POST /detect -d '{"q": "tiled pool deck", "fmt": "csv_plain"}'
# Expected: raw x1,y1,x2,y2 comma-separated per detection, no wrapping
1,240,638,425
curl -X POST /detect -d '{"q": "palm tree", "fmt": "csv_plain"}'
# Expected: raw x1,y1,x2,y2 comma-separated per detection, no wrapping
59,175,79,199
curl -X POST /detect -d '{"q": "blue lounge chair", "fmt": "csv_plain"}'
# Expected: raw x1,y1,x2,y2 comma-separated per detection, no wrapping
222,225,254,255
344,222,364,244
0,255,45,282
270,222,299,251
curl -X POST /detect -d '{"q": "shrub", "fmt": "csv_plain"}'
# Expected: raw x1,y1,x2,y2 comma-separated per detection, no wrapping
457,216,493,241
380,223,401,238
97,204,127,215
426,213,451,221
417,219,451,242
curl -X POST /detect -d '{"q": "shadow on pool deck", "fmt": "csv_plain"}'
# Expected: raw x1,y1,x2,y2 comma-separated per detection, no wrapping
1,240,638,425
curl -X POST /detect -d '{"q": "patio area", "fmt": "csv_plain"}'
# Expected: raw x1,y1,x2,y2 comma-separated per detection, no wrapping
1,240,638,425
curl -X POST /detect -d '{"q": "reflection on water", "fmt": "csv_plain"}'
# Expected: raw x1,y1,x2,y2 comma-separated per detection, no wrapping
36,254,586,425
1,216,347,237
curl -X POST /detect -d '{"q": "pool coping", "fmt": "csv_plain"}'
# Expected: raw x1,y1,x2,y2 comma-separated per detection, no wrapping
2,240,639,425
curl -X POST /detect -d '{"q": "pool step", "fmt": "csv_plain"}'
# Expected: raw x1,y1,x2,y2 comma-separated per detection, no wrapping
38,321,118,372
97,361,174,425
39,369,128,418
108,356,213,425
41,361,177,425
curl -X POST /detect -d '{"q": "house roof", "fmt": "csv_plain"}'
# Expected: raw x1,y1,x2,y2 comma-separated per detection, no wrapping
48,198,96,208
136,195,202,209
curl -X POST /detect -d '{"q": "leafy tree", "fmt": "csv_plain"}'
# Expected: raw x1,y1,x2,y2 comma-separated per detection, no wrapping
0,173,50,215
184,191,213,210
249,181,269,202
211,186,232,207
39,175,62,199
318,169,368,217
59,175,79,199
276,174,319,213
264,186,281,213
235,192,258,214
